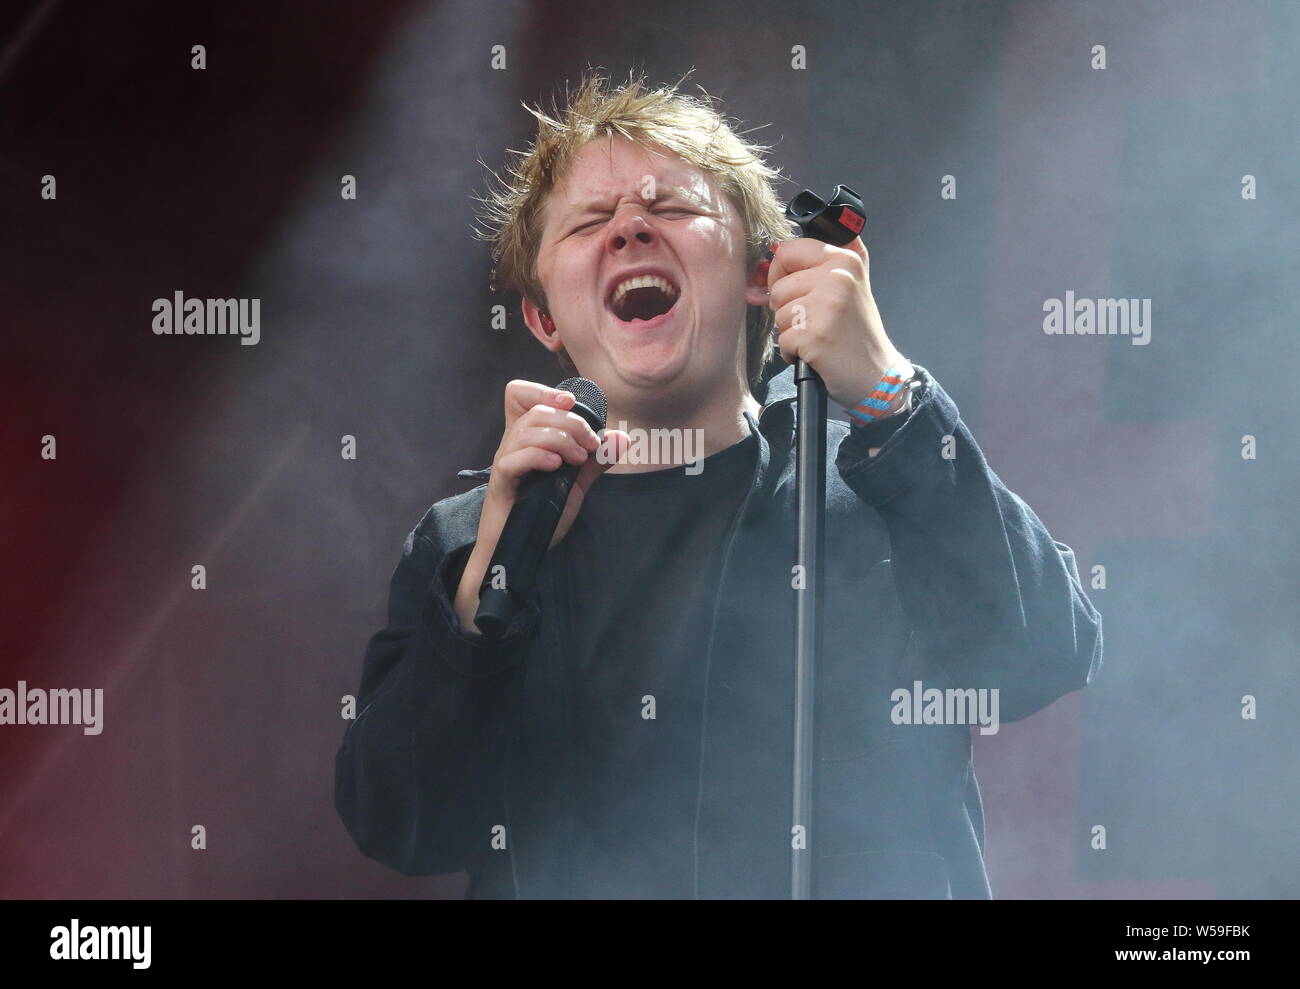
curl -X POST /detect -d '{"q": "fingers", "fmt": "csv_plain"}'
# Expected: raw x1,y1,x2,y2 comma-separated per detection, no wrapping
503,379,577,427
767,240,871,365
521,404,601,449
491,380,607,499
496,414,597,475
767,237,867,287
514,424,594,466
504,382,601,450
766,266,819,314
494,445,566,479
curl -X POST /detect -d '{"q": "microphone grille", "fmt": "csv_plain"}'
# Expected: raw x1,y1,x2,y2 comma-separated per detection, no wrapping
557,376,607,429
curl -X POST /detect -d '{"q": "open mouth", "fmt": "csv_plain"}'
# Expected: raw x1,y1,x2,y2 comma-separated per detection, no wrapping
608,275,680,323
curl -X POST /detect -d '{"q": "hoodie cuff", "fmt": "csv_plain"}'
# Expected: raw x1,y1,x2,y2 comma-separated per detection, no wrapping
836,364,960,507
421,540,539,676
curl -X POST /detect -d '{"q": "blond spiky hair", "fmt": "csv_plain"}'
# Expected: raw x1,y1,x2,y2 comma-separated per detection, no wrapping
473,68,792,388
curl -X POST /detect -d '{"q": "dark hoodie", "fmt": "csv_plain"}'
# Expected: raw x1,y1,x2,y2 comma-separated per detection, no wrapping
334,362,1103,898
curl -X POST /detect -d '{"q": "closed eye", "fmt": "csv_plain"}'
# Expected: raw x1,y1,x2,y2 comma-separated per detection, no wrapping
569,207,696,236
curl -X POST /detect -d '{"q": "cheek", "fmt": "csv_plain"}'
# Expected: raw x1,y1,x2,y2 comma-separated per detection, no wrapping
687,216,730,247
684,218,747,276
541,247,589,306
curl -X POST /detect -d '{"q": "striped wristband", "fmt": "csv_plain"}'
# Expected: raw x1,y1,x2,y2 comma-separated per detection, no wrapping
848,364,913,425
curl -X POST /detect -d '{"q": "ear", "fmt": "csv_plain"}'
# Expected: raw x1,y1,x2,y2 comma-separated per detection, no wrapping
745,256,772,308
522,296,565,353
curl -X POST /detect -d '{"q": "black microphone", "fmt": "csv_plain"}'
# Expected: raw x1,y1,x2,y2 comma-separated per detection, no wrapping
473,376,608,640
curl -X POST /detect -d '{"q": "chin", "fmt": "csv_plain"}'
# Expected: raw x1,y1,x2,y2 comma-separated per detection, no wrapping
613,349,692,391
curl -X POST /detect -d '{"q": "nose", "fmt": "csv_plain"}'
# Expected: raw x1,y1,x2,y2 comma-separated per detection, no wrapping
605,207,655,252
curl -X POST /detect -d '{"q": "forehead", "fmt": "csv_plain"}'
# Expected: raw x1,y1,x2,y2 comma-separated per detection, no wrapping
546,136,722,219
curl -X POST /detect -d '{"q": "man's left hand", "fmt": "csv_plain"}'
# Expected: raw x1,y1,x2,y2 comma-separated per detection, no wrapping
765,236,912,413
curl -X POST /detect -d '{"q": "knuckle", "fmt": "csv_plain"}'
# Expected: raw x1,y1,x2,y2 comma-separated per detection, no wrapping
526,403,555,420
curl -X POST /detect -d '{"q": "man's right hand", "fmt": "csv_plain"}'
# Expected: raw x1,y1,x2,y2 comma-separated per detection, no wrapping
454,379,628,633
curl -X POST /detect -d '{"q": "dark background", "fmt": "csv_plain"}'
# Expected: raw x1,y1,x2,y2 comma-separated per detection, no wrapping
2,0,1296,898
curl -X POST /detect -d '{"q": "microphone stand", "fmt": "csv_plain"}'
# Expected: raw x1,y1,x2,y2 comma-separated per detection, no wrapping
781,186,867,900
791,354,825,901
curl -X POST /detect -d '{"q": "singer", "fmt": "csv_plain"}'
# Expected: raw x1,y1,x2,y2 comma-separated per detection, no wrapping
334,71,1103,898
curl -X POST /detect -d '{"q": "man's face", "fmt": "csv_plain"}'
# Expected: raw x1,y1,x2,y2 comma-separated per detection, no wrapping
526,135,767,407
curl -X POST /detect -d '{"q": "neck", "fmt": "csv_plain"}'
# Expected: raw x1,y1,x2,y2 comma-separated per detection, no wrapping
604,379,761,474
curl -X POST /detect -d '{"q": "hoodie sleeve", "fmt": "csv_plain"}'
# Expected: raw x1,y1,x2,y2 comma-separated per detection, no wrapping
834,366,1102,722
334,498,539,875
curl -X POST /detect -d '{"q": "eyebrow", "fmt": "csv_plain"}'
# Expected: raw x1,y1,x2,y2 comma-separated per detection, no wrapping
560,185,710,220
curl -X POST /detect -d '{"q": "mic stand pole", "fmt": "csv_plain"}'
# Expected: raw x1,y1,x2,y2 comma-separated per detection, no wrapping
791,356,825,900
780,184,867,900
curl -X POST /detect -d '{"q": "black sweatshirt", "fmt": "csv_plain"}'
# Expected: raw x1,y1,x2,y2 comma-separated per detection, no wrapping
556,431,756,897
334,363,1103,898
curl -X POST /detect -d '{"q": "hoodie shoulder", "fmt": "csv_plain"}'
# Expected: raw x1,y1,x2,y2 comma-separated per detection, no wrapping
410,484,489,556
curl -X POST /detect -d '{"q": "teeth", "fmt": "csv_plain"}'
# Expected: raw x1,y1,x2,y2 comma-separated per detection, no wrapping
610,275,679,310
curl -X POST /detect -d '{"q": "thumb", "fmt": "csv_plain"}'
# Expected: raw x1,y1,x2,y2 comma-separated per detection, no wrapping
581,428,630,488
843,235,868,263
550,429,630,547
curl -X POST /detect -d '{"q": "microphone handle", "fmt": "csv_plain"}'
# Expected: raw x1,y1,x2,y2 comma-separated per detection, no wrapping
473,460,580,640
